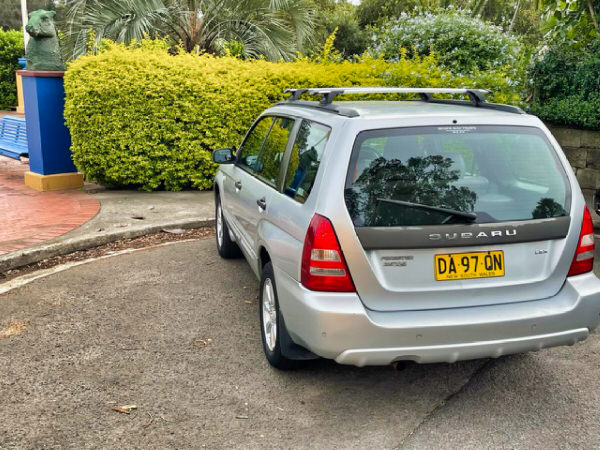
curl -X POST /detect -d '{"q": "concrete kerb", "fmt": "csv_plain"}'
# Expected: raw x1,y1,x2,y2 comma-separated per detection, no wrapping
3,214,600,274
0,217,215,273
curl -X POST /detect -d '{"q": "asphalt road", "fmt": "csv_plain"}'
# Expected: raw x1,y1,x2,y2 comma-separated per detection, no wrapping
0,237,599,449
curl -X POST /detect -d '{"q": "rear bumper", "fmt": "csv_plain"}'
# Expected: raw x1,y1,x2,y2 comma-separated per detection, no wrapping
275,268,600,366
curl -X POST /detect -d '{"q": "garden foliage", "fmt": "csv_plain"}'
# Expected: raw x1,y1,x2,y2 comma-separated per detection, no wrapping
369,12,523,74
64,40,520,191
0,29,24,110
530,40,600,130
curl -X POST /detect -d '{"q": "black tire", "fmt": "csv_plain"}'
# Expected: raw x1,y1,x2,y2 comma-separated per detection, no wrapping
259,262,297,370
215,196,241,259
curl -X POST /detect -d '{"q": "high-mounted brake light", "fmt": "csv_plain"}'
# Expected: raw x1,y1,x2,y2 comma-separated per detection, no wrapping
301,214,355,292
568,206,595,277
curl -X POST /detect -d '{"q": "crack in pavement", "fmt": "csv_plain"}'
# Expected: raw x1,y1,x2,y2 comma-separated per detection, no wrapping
396,358,497,449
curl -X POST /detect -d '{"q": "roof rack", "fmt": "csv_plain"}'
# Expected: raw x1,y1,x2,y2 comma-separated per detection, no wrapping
282,87,524,115
276,100,361,118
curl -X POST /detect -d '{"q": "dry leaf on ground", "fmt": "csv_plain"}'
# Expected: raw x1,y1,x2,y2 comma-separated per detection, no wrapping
192,338,212,348
112,405,138,414
0,321,27,339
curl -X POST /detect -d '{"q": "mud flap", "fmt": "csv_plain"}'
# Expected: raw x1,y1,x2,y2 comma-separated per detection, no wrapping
279,314,319,361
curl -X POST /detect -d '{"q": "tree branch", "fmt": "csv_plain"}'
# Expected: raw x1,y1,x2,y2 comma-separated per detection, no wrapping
586,0,599,32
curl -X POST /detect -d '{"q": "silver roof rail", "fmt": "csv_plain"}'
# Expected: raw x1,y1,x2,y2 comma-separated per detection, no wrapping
282,87,524,115
284,87,488,105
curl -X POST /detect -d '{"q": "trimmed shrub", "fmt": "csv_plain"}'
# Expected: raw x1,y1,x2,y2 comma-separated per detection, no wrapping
369,12,523,74
529,40,600,130
0,30,24,110
64,40,520,191
530,95,600,130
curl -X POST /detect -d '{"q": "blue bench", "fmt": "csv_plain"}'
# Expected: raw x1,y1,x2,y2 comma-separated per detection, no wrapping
0,116,28,159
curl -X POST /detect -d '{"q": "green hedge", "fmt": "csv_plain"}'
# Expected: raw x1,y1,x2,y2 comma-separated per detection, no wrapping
529,40,600,130
0,30,24,110
64,40,520,191
530,95,600,130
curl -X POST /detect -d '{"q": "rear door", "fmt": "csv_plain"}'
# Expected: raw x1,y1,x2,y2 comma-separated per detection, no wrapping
342,125,575,311
235,116,296,252
223,116,273,251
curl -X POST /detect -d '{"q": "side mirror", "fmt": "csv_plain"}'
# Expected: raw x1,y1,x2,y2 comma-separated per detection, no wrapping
595,188,600,216
213,147,235,164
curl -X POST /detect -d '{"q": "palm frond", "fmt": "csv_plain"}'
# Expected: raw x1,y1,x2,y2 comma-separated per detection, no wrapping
63,0,316,60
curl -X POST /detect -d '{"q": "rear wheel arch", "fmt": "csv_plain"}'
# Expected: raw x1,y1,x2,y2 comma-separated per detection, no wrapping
259,261,317,368
259,246,271,271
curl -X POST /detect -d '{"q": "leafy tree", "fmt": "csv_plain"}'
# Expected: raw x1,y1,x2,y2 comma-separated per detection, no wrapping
542,0,599,47
356,0,496,27
356,0,417,27
466,0,544,44
62,0,316,61
532,198,566,218
0,0,57,31
505,1,545,43
345,155,477,227
529,38,600,129
306,0,367,58
328,8,368,57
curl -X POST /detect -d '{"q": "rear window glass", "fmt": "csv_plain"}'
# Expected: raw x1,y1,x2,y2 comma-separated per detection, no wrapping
283,120,331,203
345,125,569,227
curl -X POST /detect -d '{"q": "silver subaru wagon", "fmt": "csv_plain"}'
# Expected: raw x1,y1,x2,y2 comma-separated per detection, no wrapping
212,87,600,369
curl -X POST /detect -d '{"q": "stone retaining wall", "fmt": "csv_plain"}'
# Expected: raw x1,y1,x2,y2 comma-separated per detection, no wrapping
548,125,600,191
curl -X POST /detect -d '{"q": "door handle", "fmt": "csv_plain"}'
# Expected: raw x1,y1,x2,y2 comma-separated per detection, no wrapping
256,197,267,210
234,180,242,190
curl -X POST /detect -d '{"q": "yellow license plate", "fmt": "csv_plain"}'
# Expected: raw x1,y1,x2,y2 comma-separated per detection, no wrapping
434,250,505,281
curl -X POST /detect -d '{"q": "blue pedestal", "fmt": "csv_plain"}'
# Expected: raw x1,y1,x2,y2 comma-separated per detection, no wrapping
18,70,76,175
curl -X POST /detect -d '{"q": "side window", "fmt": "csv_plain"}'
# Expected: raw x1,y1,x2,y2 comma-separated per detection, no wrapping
237,117,273,173
255,117,295,188
283,120,331,203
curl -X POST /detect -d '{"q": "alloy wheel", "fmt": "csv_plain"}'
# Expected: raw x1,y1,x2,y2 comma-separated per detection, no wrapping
262,278,277,352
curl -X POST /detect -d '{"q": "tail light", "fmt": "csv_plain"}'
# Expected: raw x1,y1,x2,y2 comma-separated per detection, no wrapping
301,214,355,292
568,206,595,276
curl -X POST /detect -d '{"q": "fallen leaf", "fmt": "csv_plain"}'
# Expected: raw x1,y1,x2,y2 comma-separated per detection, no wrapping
0,321,27,339
192,338,212,348
112,405,138,414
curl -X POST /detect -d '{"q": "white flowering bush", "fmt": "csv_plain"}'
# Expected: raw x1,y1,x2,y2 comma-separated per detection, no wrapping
369,12,523,74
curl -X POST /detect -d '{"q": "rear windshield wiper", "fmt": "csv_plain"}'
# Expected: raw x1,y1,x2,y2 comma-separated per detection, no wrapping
377,198,477,223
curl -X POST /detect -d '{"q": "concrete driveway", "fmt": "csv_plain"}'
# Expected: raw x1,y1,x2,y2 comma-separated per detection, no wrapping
0,237,599,449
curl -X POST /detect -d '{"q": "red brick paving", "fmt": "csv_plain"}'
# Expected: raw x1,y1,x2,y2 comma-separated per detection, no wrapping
0,156,99,256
